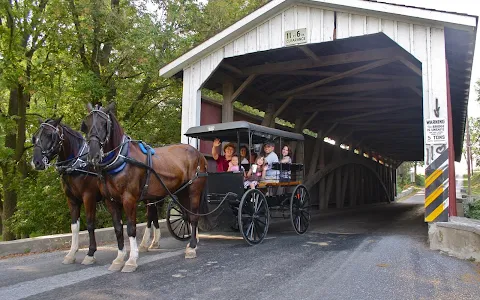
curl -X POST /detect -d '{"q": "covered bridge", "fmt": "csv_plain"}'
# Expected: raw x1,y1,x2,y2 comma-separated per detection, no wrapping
160,0,478,222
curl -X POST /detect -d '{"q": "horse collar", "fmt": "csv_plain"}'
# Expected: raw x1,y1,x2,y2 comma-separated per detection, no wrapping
101,135,130,174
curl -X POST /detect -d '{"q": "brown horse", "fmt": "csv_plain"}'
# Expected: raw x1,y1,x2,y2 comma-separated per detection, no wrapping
81,103,208,272
31,117,103,265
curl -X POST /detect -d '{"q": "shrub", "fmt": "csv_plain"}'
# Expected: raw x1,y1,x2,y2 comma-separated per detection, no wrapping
467,200,480,220
415,174,425,187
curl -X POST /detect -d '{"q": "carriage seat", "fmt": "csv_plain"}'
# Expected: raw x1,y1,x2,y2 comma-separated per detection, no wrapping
270,162,304,172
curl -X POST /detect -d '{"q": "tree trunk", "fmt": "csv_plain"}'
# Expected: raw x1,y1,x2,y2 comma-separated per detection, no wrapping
2,88,20,241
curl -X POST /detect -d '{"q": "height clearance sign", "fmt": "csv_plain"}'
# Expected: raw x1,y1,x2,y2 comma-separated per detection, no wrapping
425,118,446,144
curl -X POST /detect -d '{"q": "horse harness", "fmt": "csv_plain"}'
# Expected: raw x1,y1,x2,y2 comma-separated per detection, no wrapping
97,135,208,207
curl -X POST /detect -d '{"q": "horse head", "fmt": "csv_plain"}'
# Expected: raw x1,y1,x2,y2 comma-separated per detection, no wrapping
31,116,64,170
82,102,115,165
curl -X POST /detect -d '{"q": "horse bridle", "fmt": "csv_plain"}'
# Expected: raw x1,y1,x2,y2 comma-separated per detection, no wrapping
33,122,64,166
85,109,112,158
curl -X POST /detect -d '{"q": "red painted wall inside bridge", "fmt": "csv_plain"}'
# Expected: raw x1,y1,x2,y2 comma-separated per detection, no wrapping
199,100,260,154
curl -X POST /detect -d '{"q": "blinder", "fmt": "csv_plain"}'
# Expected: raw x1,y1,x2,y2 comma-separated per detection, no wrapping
33,122,64,165
84,108,112,158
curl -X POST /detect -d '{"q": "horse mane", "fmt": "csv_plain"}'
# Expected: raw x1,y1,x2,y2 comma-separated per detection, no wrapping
58,122,85,158
108,110,125,149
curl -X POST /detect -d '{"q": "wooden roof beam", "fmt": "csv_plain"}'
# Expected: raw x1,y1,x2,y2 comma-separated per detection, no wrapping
301,111,319,129
229,74,257,103
302,101,399,112
279,71,420,82
275,56,401,98
398,57,422,76
220,63,243,75
409,86,423,97
241,47,402,75
293,80,419,97
295,96,412,102
298,45,320,61
332,104,419,122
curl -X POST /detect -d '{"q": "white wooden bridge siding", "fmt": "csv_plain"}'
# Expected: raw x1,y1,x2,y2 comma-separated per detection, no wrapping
181,4,446,152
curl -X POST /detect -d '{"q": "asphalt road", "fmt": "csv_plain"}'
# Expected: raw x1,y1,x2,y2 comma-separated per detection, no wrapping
1,192,479,300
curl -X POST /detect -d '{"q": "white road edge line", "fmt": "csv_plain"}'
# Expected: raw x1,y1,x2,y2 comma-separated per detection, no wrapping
0,250,184,300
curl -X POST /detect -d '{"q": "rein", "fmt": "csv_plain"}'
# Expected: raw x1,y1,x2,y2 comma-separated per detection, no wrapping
85,108,229,217
94,137,229,217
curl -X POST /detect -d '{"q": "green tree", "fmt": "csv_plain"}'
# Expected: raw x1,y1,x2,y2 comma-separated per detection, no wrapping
0,0,272,240
0,0,62,240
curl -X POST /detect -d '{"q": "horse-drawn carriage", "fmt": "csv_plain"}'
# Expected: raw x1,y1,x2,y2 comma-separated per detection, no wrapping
32,105,311,272
166,121,311,245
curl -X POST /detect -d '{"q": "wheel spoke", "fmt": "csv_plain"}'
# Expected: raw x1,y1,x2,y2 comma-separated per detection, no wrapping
256,217,267,226
171,205,182,215
172,218,183,232
300,211,310,223
177,220,185,236
169,217,182,225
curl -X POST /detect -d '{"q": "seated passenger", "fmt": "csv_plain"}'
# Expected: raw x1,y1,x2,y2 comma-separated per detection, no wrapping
249,152,258,164
280,145,292,181
263,142,279,182
227,155,246,176
239,146,250,165
244,156,266,189
212,138,235,172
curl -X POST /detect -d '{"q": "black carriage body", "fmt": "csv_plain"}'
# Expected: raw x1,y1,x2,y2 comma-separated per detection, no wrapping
182,121,310,244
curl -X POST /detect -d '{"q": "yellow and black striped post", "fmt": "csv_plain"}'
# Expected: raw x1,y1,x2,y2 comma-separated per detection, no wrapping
424,148,449,222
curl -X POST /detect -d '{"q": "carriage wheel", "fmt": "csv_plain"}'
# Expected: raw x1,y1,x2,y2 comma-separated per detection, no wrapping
166,200,192,241
238,189,269,246
290,185,311,234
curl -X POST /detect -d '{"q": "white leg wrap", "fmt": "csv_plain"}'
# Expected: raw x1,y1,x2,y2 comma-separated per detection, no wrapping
139,227,151,252
185,243,197,259
113,249,127,264
63,220,80,264
109,248,127,271
149,228,161,249
121,237,139,273
128,236,139,260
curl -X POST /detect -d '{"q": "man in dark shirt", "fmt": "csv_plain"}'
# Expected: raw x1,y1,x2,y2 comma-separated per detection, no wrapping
212,138,235,172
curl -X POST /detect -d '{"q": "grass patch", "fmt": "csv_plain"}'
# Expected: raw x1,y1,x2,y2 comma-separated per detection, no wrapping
0,235,2,242
463,172,480,195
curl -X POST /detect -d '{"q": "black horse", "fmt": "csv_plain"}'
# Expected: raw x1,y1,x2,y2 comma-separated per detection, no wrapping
31,117,103,265
81,103,208,272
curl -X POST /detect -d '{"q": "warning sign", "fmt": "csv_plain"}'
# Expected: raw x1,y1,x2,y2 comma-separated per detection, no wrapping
425,118,446,144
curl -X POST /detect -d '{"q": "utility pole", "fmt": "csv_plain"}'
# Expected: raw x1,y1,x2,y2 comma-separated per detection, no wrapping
466,116,472,195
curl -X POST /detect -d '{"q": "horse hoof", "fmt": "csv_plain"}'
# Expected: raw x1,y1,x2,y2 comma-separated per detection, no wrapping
185,247,197,259
121,263,138,273
148,243,160,251
108,262,124,272
81,255,96,265
138,245,148,253
62,256,75,264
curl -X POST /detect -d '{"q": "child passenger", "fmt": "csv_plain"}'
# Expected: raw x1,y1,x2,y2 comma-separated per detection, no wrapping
227,155,245,176
244,155,267,189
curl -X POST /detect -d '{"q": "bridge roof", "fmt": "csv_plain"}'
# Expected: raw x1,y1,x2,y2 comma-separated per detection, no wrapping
160,0,478,162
